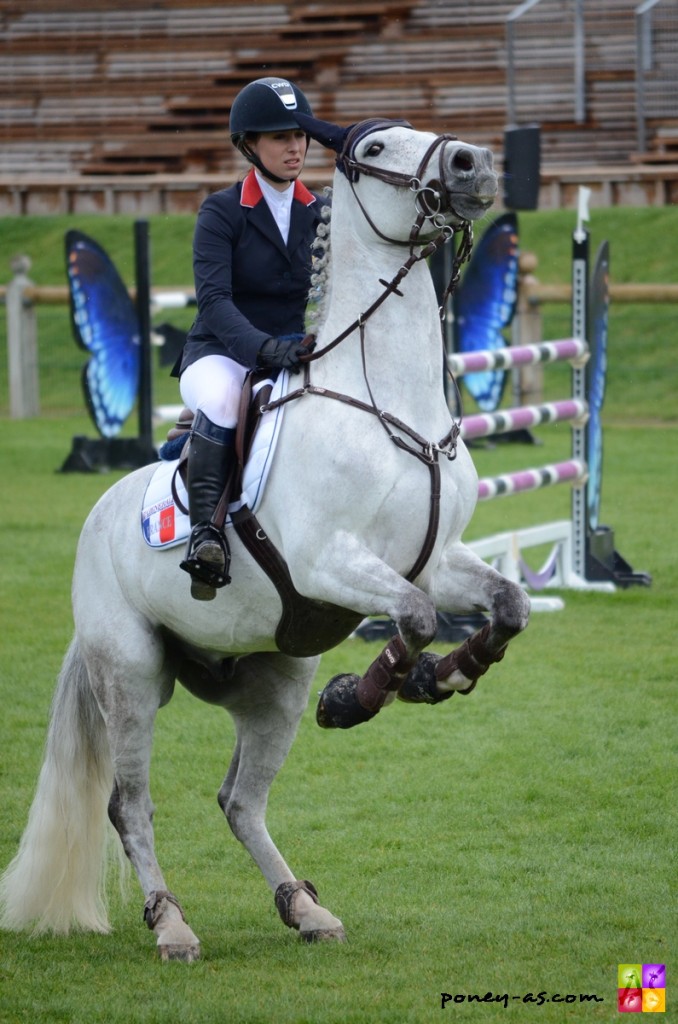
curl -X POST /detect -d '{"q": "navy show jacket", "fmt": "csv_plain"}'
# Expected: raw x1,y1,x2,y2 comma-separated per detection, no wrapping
176,169,326,375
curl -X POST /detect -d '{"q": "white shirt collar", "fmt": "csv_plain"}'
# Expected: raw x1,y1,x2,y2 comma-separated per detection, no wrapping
255,170,294,244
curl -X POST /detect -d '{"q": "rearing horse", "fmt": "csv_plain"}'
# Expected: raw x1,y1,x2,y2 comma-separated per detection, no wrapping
0,117,530,961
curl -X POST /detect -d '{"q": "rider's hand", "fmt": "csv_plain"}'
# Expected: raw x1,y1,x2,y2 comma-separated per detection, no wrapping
257,335,307,374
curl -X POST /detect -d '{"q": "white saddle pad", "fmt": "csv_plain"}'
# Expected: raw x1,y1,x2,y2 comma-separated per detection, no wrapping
141,372,288,549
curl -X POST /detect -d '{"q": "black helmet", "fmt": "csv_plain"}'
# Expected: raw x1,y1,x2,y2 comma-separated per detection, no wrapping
229,77,313,144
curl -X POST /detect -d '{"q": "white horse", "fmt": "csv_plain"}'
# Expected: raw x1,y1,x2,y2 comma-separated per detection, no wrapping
0,118,530,961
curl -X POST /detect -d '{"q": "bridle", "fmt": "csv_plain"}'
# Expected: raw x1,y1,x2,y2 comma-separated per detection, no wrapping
301,119,475,364
337,118,466,250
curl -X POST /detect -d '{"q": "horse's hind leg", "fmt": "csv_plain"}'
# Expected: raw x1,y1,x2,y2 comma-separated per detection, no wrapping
399,542,530,704
83,633,201,962
218,652,346,942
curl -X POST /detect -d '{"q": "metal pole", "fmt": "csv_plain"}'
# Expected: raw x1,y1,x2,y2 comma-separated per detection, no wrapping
507,20,516,126
6,255,40,418
635,0,664,150
574,0,585,123
505,0,545,126
134,219,154,455
570,223,588,583
635,7,650,152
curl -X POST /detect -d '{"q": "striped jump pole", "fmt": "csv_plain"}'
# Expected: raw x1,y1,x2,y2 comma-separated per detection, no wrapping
477,459,587,501
447,337,588,376
461,399,588,442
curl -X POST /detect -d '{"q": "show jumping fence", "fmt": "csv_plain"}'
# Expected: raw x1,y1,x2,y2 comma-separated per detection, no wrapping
450,336,592,606
447,223,650,600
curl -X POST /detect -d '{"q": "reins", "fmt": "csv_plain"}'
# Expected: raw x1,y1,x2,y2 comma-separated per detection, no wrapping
259,129,476,580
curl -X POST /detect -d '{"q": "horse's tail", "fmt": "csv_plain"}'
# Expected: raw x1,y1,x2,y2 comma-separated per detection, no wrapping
0,637,121,935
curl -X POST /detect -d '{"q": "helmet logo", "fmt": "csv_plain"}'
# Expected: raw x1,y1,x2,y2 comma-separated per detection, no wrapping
264,78,298,110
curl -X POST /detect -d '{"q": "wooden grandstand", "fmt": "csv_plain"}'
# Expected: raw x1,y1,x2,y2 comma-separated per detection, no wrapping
1,0,677,213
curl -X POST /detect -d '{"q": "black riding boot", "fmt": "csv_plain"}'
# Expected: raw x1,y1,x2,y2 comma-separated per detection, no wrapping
180,411,236,601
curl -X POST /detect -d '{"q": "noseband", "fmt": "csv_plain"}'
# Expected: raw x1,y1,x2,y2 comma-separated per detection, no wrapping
339,119,463,248
300,121,475,365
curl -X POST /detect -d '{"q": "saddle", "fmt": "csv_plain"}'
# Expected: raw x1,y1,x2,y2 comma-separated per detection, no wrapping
168,371,362,658
167,368,274,519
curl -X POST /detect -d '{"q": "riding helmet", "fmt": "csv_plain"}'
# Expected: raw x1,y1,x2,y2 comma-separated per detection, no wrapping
229,77,313,145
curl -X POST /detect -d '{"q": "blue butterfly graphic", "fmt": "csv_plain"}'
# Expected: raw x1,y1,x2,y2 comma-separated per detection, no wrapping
587,241,609,531
453,212,519,412
65,230,140,438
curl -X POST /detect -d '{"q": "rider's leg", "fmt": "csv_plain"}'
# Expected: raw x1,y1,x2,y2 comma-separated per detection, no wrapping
179,355,245,601
180,411,235,598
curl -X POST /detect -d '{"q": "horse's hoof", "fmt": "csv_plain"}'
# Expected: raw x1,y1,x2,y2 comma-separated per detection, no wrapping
316,673,376,729
398,650,478,703
158,942,201,963
301,926,347,943
397,652,452,704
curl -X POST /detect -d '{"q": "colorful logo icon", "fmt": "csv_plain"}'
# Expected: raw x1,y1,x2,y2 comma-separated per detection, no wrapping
618,963,665,1013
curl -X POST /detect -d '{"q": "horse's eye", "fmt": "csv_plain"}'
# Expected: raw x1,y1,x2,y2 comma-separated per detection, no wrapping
365,142,384,158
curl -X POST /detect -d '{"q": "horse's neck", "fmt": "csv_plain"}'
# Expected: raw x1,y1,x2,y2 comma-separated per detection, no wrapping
314,227,444,407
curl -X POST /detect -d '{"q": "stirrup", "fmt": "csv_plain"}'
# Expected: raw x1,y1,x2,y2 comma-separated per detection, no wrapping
180,523,231,594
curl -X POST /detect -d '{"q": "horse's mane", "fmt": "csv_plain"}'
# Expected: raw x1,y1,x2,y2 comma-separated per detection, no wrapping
306,187,333,334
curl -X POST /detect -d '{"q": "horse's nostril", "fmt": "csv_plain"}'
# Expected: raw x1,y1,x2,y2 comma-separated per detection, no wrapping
453,149,474,173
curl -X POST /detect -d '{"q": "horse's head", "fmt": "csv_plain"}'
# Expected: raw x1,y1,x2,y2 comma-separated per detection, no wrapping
296,113,498,241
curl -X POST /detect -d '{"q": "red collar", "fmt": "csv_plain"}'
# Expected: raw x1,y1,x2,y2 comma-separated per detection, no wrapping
240,169,316,208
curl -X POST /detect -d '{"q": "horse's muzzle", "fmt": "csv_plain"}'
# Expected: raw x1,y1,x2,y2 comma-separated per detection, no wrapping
443,144,498,221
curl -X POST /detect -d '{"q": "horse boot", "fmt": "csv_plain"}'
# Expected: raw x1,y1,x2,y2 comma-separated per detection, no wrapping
180,411,236,601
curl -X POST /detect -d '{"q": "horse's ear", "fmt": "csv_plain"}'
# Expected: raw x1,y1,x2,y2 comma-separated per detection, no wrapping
294,112,349,155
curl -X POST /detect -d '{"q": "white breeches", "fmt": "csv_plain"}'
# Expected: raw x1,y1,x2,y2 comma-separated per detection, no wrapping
179,354,248,429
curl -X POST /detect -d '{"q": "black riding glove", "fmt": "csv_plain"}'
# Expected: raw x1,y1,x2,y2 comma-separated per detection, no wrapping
257,335,307,374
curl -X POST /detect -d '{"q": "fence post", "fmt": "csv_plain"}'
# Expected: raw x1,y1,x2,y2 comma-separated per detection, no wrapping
6,255,40,418
512,251,544,405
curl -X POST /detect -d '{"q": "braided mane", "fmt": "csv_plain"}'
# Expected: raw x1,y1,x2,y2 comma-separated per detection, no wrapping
305,187,333,334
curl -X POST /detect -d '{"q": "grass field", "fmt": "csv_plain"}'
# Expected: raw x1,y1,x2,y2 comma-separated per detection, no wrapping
0,206,676,1023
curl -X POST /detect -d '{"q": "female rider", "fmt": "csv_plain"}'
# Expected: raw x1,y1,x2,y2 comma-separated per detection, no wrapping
173,77,325,600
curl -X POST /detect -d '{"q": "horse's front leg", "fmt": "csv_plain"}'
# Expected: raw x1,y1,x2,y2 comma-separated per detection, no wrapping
218,652,346,942
292,533,439,728
398,542,530,706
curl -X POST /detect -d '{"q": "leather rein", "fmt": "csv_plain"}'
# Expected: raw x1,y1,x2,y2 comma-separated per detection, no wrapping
261,125,475,582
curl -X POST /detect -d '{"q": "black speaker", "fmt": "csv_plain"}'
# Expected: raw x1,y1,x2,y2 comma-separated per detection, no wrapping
503,125,541,210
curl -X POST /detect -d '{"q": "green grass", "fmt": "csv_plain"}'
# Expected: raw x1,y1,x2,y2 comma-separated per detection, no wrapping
0,429,676,1022
1,208,677,1021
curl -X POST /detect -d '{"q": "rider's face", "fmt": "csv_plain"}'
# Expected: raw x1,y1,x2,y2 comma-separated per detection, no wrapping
251,130,308,190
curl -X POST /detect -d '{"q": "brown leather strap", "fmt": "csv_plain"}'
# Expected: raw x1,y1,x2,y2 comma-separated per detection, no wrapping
406,458,441,583
434,622,507,686
229,505,362,657
235,371,253,472
299,235,445,364
274,880,319,930
355,635,410,713
143,890,186,931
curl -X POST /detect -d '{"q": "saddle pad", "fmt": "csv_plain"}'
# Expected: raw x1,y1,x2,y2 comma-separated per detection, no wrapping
141,372,288,549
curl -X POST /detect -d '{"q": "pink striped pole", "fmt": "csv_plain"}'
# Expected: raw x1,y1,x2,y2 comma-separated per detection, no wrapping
447,338,588,376
461,398,588,440
477,459,587,501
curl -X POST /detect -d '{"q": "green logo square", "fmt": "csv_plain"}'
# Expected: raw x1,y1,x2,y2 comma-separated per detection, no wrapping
618,964,643,989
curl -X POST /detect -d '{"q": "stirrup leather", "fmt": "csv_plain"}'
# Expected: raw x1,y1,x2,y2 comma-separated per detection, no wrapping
180,522,231,588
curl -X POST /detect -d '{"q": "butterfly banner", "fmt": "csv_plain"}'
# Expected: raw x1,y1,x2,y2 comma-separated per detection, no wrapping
452,212,519,413
65,230,141,438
